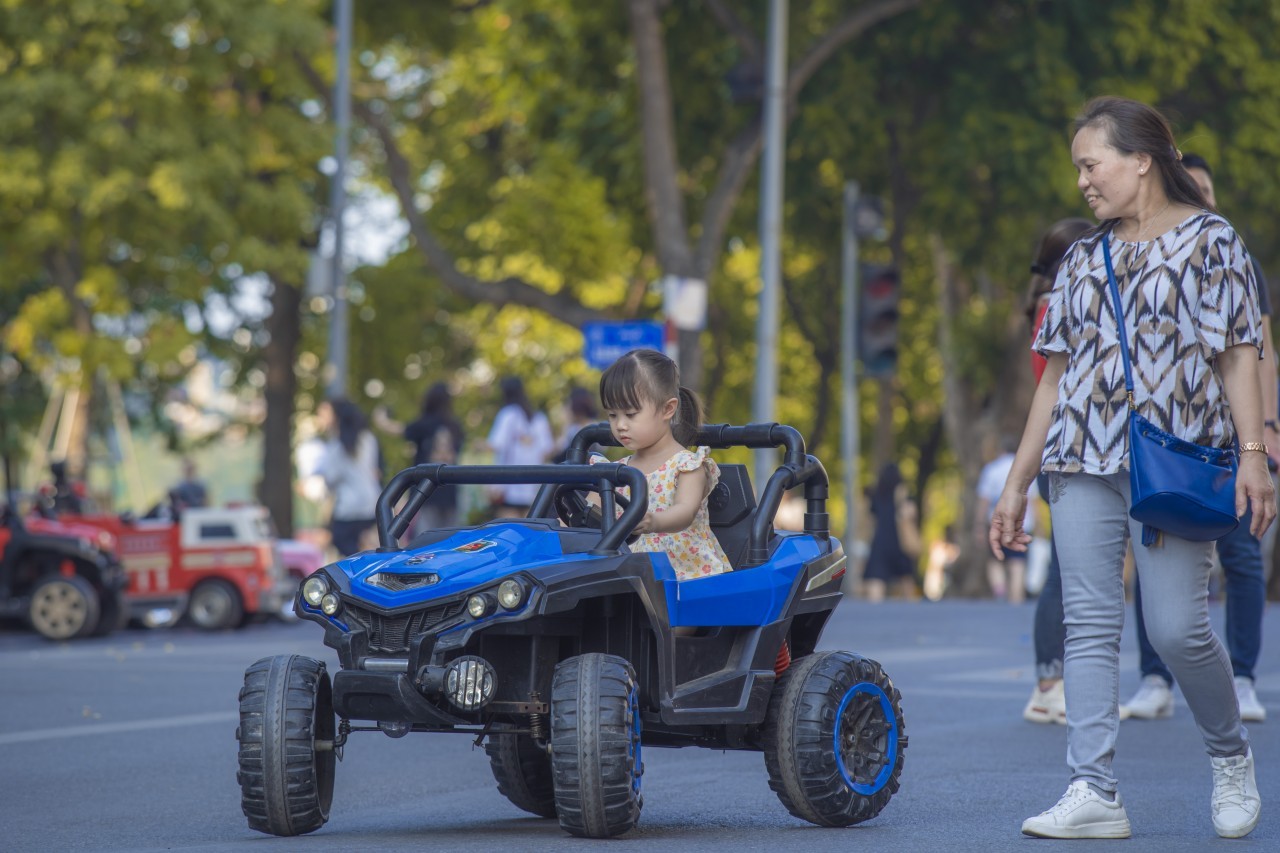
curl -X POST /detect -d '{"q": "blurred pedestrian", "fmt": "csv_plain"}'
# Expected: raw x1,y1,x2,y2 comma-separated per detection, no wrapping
486,377,554,518
862,463,920,603
1120,152,1278,725
1020,217,1093,725
992,96,1273,840
318,398,382,557
170,456,209,510
976,436,1033,604
552,386,601,463
375,382,465,532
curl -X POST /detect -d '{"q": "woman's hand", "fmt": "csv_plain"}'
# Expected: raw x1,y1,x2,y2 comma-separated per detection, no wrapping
988,488,1032,560
1237,452,1277,539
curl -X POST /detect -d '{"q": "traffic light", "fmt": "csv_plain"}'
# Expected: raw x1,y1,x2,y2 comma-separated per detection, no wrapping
859,264,900,378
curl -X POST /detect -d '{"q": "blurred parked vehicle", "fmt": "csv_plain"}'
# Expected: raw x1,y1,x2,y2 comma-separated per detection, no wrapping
0,507,128,640
52,504,296,630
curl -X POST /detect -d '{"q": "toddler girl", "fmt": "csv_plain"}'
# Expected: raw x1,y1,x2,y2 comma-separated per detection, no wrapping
597,349,732,580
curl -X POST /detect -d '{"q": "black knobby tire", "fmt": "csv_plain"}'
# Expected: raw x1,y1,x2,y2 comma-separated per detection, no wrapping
762,650,906,827
28,573,101,640
187,579,244,630
486,733,557,818
237,654,336,836
550,653,643,838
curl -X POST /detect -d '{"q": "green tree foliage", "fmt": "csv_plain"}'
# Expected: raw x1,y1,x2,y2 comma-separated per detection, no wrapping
0,0,328,472
7,0,1280,594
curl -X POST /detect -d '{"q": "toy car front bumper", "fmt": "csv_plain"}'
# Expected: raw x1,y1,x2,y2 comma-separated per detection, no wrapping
331,668,470,727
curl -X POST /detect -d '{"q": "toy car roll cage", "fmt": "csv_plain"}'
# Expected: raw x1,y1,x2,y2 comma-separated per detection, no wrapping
374,422,831,566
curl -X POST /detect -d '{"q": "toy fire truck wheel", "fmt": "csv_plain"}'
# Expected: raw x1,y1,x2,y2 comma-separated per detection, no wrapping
486,732,557,818
762,650,906,827
550,653,643,838
187,579,244,630
237,654,335,836
28,573,101,640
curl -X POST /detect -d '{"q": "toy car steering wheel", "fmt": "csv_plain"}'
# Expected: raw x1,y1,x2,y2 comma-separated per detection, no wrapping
553,485,635,541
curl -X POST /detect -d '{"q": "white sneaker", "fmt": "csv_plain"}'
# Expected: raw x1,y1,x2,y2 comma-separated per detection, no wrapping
1021,780,1132,839
1235,676,1267,722
1023,680,1067,725
1119,674,1173,720
1210,749,1260,838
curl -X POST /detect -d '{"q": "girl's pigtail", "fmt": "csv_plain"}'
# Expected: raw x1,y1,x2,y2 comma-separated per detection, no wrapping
673,386,704,446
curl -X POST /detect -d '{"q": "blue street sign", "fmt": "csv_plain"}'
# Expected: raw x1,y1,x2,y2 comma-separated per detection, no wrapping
582,321,666,370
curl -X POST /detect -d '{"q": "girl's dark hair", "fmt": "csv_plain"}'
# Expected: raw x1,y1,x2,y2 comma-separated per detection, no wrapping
599,349,704,446
1074,97,1213,226
499,376,533,419
1025,217,1093,320
329,398,367,456
566,386,598,422
420,381,453,420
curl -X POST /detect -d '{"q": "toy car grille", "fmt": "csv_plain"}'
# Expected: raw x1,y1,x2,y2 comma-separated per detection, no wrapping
366,572,440,591
345,602,464,654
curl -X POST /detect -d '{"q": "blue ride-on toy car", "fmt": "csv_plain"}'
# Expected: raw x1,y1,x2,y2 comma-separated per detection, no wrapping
236,423,907,838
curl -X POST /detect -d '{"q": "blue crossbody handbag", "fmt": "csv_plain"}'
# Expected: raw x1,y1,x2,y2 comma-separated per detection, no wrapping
1102,237,1239,546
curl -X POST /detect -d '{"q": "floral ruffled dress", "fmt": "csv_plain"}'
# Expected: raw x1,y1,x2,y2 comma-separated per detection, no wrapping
616,446,733,581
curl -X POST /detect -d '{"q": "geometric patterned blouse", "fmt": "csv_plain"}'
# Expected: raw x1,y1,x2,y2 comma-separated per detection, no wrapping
1033,212,1262,475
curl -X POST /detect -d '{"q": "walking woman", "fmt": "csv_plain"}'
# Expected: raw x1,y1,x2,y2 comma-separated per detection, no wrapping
989,96,1274,840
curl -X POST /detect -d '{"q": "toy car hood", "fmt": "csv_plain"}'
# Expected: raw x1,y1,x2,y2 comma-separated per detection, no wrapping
336,524,594,608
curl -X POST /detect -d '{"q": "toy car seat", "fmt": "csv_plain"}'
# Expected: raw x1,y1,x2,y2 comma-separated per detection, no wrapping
706,464,762,568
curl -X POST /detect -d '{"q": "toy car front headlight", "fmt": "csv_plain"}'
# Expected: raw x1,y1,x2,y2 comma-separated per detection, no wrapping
320,593,342,616
496,579,525,610
302,575,329,606
467,593,495,618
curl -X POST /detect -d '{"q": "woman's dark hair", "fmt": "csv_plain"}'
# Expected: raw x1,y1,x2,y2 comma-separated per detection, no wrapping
1074,97,1213,223
329,398,367,456
1025,217,1093,320
499,376,533,420
599,349,704,446
419,381,454,420
566,386,598,422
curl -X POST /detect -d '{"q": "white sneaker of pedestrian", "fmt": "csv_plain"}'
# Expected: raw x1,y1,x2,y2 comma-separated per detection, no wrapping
1210,748,1260,838
1021,780,1132,839
1023,679,1067,725
1235,676,1267,723
1119,674,1173,720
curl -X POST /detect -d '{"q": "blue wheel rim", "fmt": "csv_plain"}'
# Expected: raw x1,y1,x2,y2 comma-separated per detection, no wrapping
627,681,642,796
833,680,898,796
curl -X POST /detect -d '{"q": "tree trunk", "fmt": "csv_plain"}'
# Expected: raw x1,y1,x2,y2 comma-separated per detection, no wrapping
870,377,897,470
260,275,302,537
930,234,995,598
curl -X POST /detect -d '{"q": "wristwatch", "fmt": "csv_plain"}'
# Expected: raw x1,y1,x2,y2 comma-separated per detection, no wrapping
1240,442,1269,454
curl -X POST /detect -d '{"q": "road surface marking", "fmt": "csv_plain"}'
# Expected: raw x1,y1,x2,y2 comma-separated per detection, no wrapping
0,710,237,746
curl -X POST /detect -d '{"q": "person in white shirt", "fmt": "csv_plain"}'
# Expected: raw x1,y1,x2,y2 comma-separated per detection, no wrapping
318,399,382,556
976,440,1035,603
486,377,554,518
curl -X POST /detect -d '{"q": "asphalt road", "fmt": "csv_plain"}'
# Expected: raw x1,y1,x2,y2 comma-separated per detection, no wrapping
2,599,1276,852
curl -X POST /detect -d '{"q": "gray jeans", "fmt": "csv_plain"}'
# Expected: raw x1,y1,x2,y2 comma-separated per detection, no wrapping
1049,471,1248,793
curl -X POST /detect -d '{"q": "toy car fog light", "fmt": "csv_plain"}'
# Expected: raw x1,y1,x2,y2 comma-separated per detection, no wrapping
496,579,525,610
320,593,342,616
444,656,495,711
301,575,329,607
467,593,495,618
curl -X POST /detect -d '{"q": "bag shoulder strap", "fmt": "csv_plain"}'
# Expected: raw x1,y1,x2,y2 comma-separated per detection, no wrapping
1101,236,1136,407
